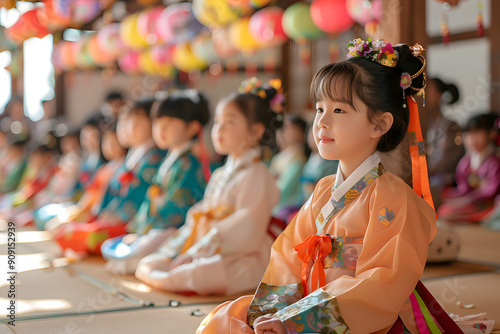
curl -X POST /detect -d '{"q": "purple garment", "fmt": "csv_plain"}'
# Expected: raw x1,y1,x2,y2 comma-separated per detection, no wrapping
446,154,500,203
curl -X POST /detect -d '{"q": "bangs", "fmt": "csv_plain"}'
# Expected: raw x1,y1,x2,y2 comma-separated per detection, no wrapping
310,61,364,111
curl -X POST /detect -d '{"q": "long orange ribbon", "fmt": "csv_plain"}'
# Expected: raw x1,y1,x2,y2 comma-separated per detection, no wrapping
293,235,332,296
407,96,436,215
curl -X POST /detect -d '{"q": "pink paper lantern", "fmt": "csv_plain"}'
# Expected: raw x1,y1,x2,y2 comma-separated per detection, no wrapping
137,7,164,45
249,7,287,46
156,2,204,45
310,0,354,33
150,44,175,65
346,0,383,25
72,0,101,24
118,51,141,74
97,23,127,57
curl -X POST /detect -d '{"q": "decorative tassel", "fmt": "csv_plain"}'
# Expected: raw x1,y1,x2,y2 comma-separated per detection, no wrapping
477,1,484,37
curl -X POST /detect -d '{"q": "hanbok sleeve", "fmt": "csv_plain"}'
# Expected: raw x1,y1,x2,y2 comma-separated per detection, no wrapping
184,164,280,258
273,177,437,333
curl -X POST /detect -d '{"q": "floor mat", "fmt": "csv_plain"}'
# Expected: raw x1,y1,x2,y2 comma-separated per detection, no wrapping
456,225,500,265
423,261,498,279
8,304,217,334
423,272,500,325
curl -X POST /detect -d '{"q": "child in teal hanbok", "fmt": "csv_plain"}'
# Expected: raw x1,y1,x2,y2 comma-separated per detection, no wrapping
0,140,27,194
55,98,164,256
102,90,210,274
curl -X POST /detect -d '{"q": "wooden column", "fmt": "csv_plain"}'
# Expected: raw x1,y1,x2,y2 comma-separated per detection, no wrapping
490,0,500,113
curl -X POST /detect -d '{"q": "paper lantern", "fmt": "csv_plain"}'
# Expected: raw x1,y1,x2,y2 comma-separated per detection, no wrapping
282,2,323,41
88,34,116,66
211,28,238,58
118,51,141,74
192,0,240,28
150,45,176,77
157,2,204,45
37,0,71,31
75,38,96,69
172,43,208,72
137,7,164,45
346,0,383,25
72,0,102,25
311,0,354,33
138,51,157,75
97,23,127,57
249,7,287,46
52,0,73,21
120,13,149,50
250,0,271,8
191,33,218,63
59,41,78,70
6,9,50,44
229,17,262,53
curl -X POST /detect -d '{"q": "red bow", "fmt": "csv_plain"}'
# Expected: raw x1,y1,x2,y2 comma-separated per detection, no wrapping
293,235,332,296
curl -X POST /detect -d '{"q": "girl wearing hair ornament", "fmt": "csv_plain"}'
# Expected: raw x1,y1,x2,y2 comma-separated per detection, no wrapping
134,79,282,296
197,39,491,334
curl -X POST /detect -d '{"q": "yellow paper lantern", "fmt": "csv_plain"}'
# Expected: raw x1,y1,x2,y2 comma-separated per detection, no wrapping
173,43,208,72
138,51,157,76
192,0,240,28
229,17,262,54
120,13,149,50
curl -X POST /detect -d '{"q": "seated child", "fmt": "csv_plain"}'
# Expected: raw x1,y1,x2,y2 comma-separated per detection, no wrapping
135,80,281,296
55,98,164,256
35,131,82,205
0,144,58,214
277,128,339,223
72,117,105,200
37,123,127,231
0,140,27,194
101,90,210,274
270,114,308,215
438,113,500,223
198,40,470,333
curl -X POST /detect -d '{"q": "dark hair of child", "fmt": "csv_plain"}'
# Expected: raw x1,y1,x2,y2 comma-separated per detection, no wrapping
429,77,460,105
286,114,311,157
223,86,283,148
152,90,210,128
311,44,426,153
463,113,499,134
105,91,124,102
128,97,156,118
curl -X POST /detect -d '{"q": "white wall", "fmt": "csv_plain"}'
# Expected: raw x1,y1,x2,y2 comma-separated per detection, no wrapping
426,0,492,126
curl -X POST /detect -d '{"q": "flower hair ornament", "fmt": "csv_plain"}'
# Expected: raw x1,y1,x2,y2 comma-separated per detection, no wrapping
347,38,427,107
347,38,436,214
239,77,286,115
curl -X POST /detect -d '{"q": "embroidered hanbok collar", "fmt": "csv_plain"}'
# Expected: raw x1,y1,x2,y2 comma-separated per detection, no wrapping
332,152,381,202
224,147,261,179
157,141,193,184
316,152,383,234
470,144,495,171
125,139,155,171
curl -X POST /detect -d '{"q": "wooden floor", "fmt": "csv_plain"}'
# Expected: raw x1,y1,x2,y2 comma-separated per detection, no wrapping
1,221,499,333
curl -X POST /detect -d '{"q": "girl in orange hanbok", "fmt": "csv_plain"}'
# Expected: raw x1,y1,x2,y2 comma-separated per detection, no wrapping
198,40,490,334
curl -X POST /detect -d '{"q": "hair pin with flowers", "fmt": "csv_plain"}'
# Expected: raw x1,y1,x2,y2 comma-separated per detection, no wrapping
347,38,399,67
239,77,285,114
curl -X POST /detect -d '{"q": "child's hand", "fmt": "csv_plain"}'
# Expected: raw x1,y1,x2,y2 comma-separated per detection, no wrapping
169,254,193,270
253,316,286,334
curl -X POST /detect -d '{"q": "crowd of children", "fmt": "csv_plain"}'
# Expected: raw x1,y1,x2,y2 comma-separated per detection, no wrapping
0,37,498,333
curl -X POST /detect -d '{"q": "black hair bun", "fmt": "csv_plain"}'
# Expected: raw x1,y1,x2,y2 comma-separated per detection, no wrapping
430,77,460,105
393,44,426,97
